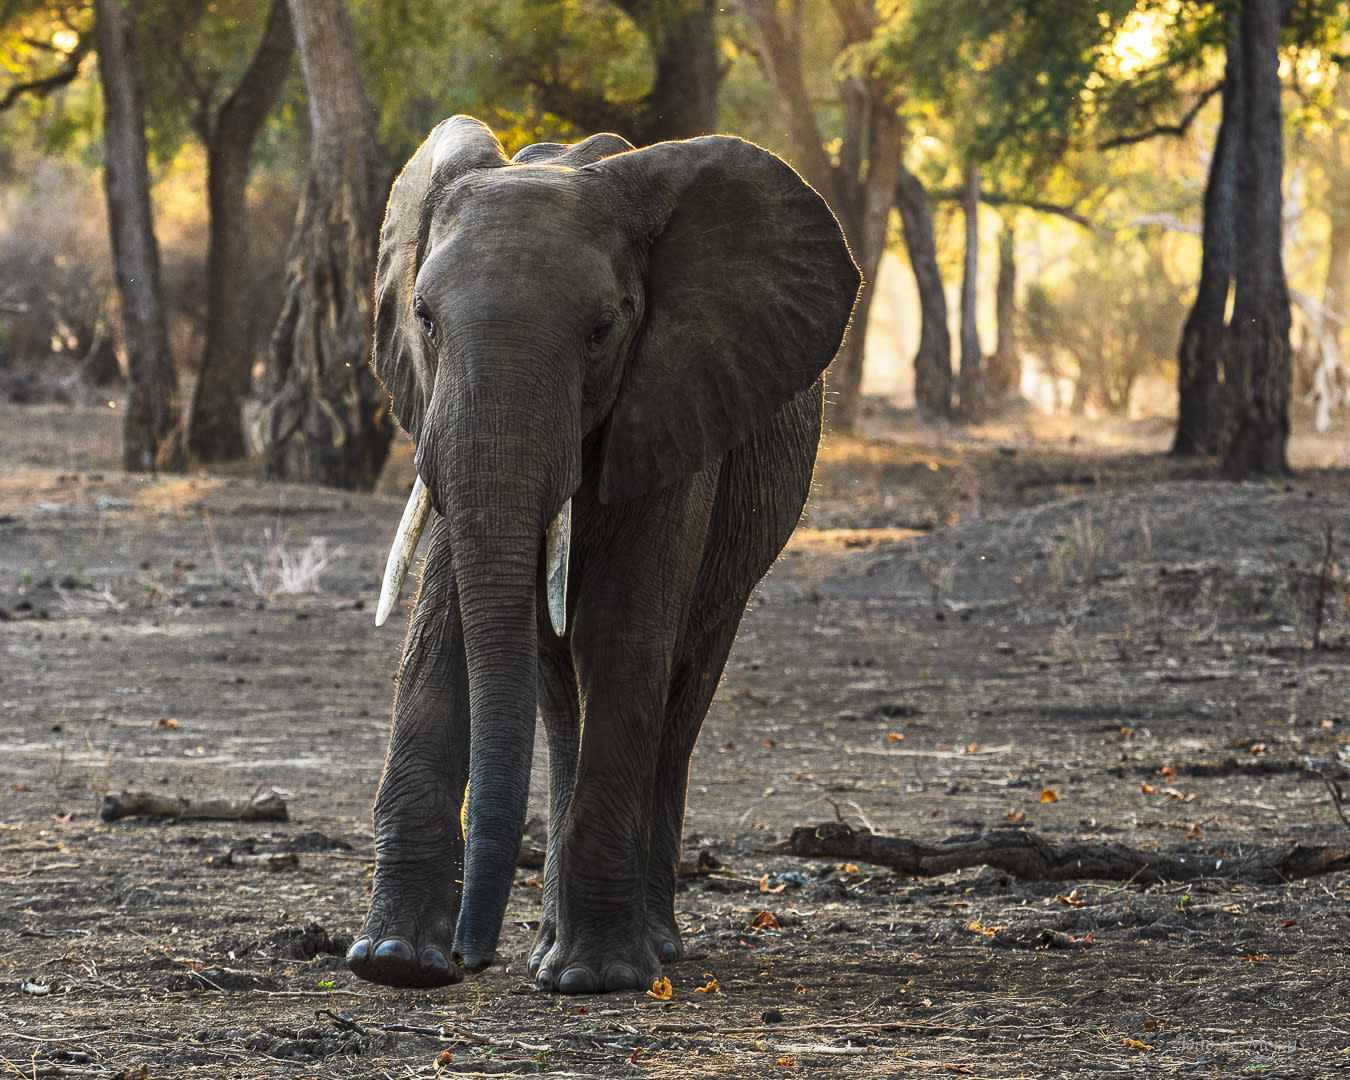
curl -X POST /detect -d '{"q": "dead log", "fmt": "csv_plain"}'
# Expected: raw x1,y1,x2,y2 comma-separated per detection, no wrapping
99,790,288,823
784,822,1350,885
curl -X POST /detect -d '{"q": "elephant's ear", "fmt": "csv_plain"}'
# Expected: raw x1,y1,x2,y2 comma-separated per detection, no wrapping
589,137,860,504
373,116,508,447
510,132,635,166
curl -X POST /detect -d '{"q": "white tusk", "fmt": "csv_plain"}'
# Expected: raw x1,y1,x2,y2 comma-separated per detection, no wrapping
545,498,571,637
375,476,432,627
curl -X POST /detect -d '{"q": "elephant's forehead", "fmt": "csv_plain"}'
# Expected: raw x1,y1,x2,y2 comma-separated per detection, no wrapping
439,166,616,237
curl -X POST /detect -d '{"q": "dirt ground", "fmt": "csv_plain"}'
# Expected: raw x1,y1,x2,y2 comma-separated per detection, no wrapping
2,398,1349,1079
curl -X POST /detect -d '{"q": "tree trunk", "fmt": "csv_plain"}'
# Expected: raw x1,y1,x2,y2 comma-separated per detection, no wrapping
258,0,392,490
895,163,951,416
1220,0,1291,478
1173,35,1241,457
187,0,295,464
631,0,718,142
987,216,1020,401
94,0,184,473
1310,164,1350,431
957,161,984,422
739,0,899,435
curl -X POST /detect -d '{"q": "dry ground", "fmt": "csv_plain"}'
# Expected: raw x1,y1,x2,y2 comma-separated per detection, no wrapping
2,399,1349,1079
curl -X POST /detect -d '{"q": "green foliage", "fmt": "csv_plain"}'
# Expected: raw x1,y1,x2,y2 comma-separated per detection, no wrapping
0,0,99,170
875,0,1138,170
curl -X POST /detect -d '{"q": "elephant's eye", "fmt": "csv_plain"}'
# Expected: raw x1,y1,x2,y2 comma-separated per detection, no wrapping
414,296,437,341
587,313,615,351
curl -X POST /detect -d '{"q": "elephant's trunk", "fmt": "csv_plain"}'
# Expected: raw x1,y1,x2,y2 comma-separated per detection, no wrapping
451,540,539,971
419,360,579,972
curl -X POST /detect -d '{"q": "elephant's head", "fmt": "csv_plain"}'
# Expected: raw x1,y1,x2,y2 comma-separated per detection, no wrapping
371,115,859,970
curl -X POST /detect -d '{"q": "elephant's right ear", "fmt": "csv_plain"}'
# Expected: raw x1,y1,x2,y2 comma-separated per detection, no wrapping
373,116,508,447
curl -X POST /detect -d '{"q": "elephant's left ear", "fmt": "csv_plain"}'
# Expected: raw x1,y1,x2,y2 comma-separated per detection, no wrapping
589,137,860,504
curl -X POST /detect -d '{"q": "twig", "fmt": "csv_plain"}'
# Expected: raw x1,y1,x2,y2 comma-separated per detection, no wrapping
1313,770,1350,834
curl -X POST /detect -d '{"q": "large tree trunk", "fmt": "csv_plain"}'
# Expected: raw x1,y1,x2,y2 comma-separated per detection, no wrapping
957,161,984,422
258,0,392,490
986,216,1020,401
94,0,184,473
1220,0,1291,477
187,0,295,464
629,0,718,141
895,163,951,416
1173,36,1241,457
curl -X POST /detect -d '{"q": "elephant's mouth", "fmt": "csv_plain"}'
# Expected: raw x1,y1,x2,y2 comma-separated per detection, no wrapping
374,475,571,636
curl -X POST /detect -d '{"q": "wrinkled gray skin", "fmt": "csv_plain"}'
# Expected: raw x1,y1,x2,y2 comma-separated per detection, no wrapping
347,116,860,994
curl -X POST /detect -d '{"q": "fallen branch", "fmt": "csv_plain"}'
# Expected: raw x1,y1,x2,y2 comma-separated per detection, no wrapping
99,790,288,823
783,822,1350,885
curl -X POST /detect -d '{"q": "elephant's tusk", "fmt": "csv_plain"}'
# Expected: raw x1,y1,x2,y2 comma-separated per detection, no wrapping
545,498,571,637
375,476,432,627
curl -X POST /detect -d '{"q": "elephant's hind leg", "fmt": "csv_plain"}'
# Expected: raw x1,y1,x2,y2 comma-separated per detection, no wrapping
348,519,469,989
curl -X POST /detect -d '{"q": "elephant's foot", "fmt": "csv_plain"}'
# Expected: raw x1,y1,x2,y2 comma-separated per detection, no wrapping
347,933,460,988
348,878,461,988
648,914,683,966
534,940,660,995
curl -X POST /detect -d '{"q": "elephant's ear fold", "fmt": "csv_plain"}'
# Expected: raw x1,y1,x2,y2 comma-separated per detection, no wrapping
373,116,508,447
590,136,860,504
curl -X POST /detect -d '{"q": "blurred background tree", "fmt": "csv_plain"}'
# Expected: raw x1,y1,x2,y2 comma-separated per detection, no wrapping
2,0,1347,487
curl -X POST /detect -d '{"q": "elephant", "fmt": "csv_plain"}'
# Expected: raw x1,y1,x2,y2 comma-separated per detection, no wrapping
346,115,859,995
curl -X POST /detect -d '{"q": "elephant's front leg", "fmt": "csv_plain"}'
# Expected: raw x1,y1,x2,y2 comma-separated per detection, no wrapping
348,519,470,988
533,472,717,995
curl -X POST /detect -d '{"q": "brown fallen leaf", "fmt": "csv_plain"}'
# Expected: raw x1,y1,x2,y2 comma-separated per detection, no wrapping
749,910,781,930
694,976,720,994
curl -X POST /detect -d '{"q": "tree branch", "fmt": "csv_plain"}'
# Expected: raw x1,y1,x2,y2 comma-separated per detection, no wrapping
785,822,1350,885
929,187,1105,234
1097,81,1223,151
0,34,91,112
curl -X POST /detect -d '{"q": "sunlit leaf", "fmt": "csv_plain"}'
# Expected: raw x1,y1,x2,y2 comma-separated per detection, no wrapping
646,976,672,1000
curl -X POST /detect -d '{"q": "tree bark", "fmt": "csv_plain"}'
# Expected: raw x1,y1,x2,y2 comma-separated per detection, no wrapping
258,0,392,490
740,0,899,434
626,0,719,141
957,161,984,422
895,164,951,416
1173,37,1241,457
187,0,295,464
1220,0,1291,478
785,822,1350,886
987,216,1020,400
94,0,184,473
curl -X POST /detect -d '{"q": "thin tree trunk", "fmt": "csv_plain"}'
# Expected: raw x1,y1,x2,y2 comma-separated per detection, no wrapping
94,0,184,473
958,161,984,422
739,0,899,436
1174,36,1241,456
987,216,1020,400
1220,0,1291,477
1311,171,1350,430
258,0,392,490
895,163,951,416
188,0,295,464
